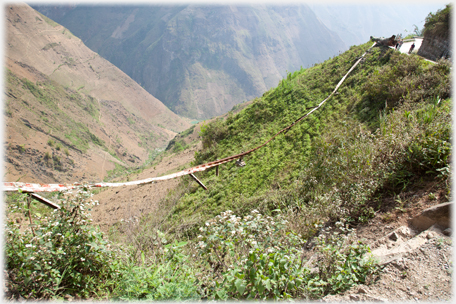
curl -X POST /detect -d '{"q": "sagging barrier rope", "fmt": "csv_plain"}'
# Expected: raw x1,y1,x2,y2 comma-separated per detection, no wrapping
3,42,377,193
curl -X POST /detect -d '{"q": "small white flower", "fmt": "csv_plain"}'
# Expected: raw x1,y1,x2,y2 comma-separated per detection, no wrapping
25,244,33,248
81,258,85,261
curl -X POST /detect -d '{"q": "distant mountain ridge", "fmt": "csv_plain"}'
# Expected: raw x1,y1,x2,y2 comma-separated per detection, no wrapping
32,4,347,119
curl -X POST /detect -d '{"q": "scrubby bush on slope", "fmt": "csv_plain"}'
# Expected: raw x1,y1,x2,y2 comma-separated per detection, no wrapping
161,44,450,239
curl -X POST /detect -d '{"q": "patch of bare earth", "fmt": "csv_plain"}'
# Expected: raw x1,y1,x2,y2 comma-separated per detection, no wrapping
91,141,201,232
323,184,453,302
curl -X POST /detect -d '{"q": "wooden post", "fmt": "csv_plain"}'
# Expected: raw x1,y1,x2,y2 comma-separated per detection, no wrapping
27,195,35,237
30,193,60,209
216,165,219,177
189,173,208,190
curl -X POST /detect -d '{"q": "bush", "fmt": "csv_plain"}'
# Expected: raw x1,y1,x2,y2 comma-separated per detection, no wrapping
5,191,123,300
113,241,200,301
195,210,307,300
306,221,379,298
193,210,379,300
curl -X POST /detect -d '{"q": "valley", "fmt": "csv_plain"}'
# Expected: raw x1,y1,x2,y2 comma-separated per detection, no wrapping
32,4,347,120
3,3,452,302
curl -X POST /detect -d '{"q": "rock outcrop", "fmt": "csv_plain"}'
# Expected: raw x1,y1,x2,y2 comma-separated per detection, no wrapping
417,4,451,61
417,35,451,61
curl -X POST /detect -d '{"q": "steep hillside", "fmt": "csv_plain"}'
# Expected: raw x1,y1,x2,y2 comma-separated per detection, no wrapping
32,4,347,119
120,43,451,240
89,40,450,301
4,38,451,301
4,4,191,183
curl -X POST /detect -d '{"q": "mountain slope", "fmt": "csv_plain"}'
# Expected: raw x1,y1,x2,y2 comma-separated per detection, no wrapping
133,43,451,239
4,4,191,183
32,4,347,119
6,4,189,132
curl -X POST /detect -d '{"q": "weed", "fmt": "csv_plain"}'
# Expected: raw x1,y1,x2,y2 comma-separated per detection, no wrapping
5,191,123,300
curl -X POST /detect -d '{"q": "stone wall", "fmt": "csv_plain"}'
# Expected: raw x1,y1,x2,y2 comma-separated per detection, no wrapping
417,35,451,61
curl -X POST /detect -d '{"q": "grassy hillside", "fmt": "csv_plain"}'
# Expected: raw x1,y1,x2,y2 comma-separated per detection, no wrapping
5,40,451,301
153,42,450,238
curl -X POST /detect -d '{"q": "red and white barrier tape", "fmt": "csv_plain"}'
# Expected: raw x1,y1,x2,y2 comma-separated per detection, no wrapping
3,43,376,193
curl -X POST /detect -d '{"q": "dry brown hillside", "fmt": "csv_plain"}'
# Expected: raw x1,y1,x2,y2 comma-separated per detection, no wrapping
4,4,191,183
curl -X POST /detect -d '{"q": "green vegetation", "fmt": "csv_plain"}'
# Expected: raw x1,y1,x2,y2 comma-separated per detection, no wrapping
423,4,451,38
166,125,195,153
5,34,451,300
103,148,164,182
42,42,58,51
5,192,122,299
158,44,450,239
17,74,104,153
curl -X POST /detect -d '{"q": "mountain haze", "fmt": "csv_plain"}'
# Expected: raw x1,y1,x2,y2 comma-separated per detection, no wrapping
308,3,447,47
32,4,347,119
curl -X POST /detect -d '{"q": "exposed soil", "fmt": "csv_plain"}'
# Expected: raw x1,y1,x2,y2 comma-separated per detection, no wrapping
323,205,453,302
91,141,202,231
4,4,191,184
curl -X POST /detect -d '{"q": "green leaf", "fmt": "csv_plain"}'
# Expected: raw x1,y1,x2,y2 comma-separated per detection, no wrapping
216,290,226,300
235,278,246,295
264,279,272,290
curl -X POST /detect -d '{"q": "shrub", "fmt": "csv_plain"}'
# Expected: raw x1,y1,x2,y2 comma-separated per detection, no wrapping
193,210,379,300
112,241,200,301
305,221,379,298
195,210,307,300
47,139,54,147
5,191,123,300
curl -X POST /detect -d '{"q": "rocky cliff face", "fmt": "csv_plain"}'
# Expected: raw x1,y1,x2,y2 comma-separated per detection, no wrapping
417,35,451,61
417,5,451,62
32,4,347,119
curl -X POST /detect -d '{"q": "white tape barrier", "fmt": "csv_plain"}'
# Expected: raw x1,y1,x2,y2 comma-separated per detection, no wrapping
3,43,376,193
